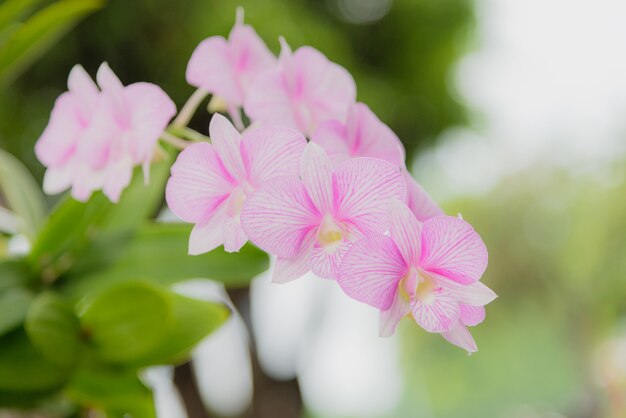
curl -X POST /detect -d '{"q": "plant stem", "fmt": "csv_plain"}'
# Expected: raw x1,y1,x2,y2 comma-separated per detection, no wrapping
160,132,191,150
172,88,209,129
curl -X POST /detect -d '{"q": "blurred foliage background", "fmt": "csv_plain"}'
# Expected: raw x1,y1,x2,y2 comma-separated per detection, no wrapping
1,0,625,418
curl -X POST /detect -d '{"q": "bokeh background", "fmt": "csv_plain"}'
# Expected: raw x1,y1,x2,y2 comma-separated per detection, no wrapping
1,0,626,417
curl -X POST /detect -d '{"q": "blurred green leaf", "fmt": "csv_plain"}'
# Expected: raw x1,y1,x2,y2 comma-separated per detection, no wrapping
25,292,81,366
135,293,230,366
79,281,174,364
0,286,33,336
0,330,70,392
63,223,269,297
0,0,45,33
0,0,104,85
67,364,155,418
0,148,46,240
30,150,175,282
0,258,32,293
29,192,113,281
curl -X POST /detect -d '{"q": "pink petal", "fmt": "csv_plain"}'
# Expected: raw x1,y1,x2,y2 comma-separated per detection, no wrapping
379,291,411,337
70,165,104,202
405,172,444,222
227,24,276,97
300,143,334,213
441,321,478,353
336,234,407,310
240,125,306,185
241,176,319,258
310,239,351,280
189,204,228,255
310,119,351,165
186,36,241,104
96,62,125,109
419,216,488,285
333,157,406,236
387,198,421,266
124,82,176,164
344,103,405,166
67,64,99,119
209,114,245,179
438,280,497,306
272,234,315,284
410,290,460,333
460,304,485,327
102,157,134,203
244,68,299,131
222,216,248,253
42,165,73,195
165,142,233,223
74,98,117,170
35,93,82,167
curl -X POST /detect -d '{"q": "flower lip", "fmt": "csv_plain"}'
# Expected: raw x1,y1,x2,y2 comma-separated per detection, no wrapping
399,268,438,304
316,215,344,249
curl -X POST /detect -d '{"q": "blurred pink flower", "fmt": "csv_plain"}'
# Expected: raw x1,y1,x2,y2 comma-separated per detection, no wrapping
186,8,275,128
35,63,176,202
244,38,356,137
336,198,494,352
166,114,306,254
311,102,405,166
241,143,405,282
404,172,444,222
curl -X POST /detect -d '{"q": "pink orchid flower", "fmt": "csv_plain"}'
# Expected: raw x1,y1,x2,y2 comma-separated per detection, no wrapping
311,102,405,167
186,8,276,129
244,38,356,137
336,198,495,352
166,114,306,254
404,172,445,222
35,63,176,202
241,142,406,282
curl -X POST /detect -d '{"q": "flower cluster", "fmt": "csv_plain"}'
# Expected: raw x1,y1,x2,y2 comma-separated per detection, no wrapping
35,63,176,202
35,8,495,352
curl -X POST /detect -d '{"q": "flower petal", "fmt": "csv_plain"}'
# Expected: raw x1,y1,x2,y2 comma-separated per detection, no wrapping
272,234,315,284
345,103,404,166
241,176,319,258
227,24,276,96
387,198,421,266
460,304,485,327
438,280,497,306
405,172,444,222
35,93,82,167
222,216,248,253
186,36,241,104
419,216,488,285
241,125,306,185
209,114,245,179
124,82,176,164
410,290,460,333
189,204,228,255
244,68,299,130
379,291,411,337
301,143,334,213
42,165,73,195
336,234,406,310
441,321,478,353
96,62,125,108
310,119,351,165
102,157,134,203
67,64,99,118
166,142,233,223
334,157,406,236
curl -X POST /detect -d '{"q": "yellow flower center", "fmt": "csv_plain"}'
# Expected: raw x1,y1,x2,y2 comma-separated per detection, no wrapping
317,216,344,249
398,268,437,304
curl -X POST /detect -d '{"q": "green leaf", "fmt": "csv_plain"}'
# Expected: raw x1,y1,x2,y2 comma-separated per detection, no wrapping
25,292,81,366
67,364,155,418
0,330,70,392
0,148,47,240
0,286,34,336
29,192,113,281
0,0,44,36
0,0,104,85
0,258,32,293
79,281,174,364
30,149,175,281
62,223,269,297
135,293,230,366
